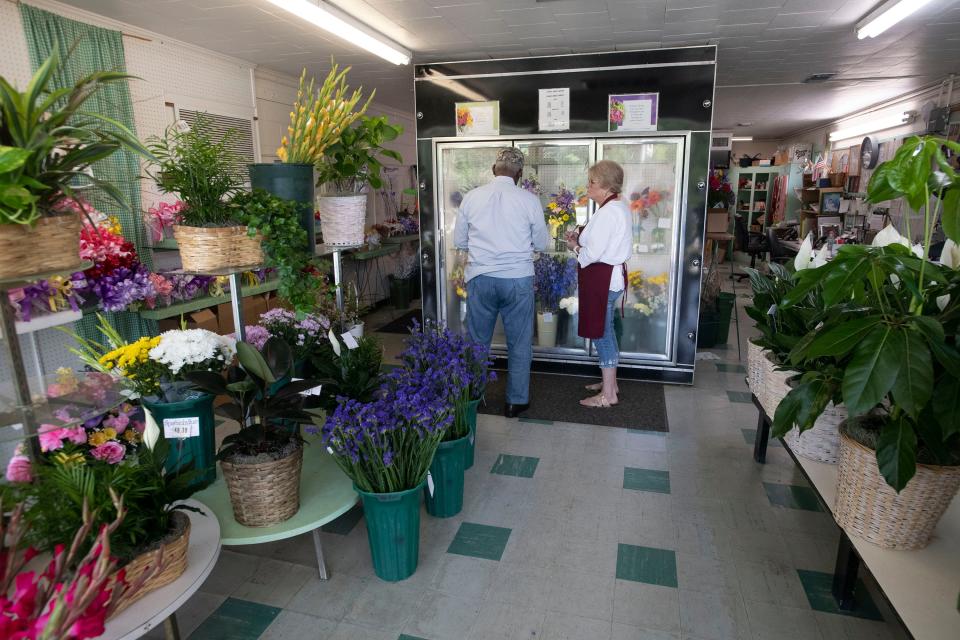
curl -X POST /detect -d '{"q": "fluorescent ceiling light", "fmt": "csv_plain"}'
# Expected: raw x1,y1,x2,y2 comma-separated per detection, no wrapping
263,0,411,65
828,111,913,142
856,0,935,39
731,136,753,142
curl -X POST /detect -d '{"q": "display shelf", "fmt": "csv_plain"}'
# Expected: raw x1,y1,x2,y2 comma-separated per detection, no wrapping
0,261,93,288
1,309,83,337
381,234,419,245
315,242,363,257
138,279,279,320
350,244,400,261
150,238,179,251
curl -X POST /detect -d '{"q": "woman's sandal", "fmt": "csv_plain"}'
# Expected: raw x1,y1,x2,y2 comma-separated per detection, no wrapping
585,382,620,394
579,393,618,408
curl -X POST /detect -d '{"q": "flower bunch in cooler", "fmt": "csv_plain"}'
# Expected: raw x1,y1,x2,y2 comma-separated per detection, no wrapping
534,254,578,313
521,175,542,196
545,184,580,233
628,187,669,218
628,270,669,316
313,364,454,494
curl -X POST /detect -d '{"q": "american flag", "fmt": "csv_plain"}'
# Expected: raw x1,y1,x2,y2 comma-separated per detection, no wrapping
813,154,827,180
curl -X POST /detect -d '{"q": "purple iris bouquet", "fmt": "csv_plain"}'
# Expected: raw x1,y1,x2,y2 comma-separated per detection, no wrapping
534,255,577,313
311,365,454,493
78,263,157,312
399,320,494,439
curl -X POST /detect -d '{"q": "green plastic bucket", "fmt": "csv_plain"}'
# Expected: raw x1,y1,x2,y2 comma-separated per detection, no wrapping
356,481,425,582
715,292,736,345
248,163,316,248
425,435,468,518
143,392,216,487
697,310,721,348
464,398,481,470
389,275,411,309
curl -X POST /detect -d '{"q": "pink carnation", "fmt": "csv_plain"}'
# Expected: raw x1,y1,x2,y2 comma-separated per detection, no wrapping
89,441,125,464
103,412,130,433
63,426,88,445
5,454,32,483
38,424,65,452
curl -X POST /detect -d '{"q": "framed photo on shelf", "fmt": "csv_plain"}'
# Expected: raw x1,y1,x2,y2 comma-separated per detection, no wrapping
819,222,842,240
821,190,842,214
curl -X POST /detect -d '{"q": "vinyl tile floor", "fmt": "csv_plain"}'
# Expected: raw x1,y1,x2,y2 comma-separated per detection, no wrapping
150,292,909,640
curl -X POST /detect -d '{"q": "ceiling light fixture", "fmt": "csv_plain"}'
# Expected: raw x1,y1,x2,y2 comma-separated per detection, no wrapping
263,0,411,65
856,0,935,39
828,111,914,142
731,136,753,142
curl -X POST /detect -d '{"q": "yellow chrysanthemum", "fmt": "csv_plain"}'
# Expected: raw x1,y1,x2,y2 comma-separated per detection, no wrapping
52,451,85,466
123,430,141,444
88,430,111,447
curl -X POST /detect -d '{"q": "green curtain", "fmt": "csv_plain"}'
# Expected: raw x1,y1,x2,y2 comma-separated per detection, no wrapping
20,3,157,342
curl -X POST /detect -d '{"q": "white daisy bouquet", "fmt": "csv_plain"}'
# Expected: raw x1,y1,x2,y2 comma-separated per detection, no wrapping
149,329,236,376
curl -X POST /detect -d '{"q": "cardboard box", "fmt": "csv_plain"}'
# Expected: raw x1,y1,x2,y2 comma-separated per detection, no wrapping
706,211,729,234
217,294,269,335
158,308,219,332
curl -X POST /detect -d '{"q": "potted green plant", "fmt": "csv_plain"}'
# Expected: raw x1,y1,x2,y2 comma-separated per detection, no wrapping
310,332,383,412
311,363,452,581
146,114,259,272
316,115,404,246
252,63,372,248
230,189,324,312
0,45,151,280
185,338,318,527
772,135,960,549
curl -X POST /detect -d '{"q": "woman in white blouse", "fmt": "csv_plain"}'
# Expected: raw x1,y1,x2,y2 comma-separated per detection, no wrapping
566,160,632,407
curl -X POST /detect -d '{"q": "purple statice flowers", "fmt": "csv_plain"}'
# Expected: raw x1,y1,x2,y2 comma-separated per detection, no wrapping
78,264,157,312
534,255,577,313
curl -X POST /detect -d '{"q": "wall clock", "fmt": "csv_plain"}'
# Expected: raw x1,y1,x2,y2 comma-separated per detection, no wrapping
860,137,878,170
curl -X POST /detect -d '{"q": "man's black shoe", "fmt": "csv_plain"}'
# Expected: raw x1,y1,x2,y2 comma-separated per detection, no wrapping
504,403,530,418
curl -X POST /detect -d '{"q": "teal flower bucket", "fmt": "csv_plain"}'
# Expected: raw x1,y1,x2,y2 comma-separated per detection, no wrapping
143,392,216,488
464,398,481,470
356,482,425,582
425,435,468,518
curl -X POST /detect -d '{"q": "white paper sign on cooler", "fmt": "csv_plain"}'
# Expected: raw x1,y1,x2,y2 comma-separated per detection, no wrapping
163,416,200,439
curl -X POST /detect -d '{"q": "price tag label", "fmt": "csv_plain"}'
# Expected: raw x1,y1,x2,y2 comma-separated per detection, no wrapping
341,332,360,350
163,416,199,439
326,446,334,454
300,384,323,397
427,471,435,497
542,312,554,323
657,217,671,229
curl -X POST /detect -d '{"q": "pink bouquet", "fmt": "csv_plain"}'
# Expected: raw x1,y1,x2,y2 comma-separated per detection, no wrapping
145,201,184,243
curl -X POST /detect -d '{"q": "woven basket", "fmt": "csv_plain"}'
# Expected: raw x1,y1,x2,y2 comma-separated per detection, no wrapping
110,511,191,616
835,431,960,550
784,403,845,464
0,215,81,280
746,341,765,397
173,225,263,272
758,352,795,418
317,195,366,246
220,445,303,527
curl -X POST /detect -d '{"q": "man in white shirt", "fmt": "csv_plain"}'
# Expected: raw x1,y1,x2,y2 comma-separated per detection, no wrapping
453,147,549,417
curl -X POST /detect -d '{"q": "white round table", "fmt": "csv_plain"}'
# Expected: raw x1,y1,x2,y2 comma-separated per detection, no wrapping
101,500,222,640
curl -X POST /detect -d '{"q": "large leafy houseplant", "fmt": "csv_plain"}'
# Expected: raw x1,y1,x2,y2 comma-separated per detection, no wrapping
773,136,960,492
145,114,243,227
315,116,404,194
0,44,151,226
310,333,383,412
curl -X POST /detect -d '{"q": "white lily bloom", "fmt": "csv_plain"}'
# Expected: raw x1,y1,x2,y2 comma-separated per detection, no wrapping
811,249,828,269
941,239,960,269
794,234,813,271
328,329,341,357
911,243,924,259
143,408,160,451
871,224,910,249
937,294,950,311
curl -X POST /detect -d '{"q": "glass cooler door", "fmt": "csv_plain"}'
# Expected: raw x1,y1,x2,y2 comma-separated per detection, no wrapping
597,137,686,361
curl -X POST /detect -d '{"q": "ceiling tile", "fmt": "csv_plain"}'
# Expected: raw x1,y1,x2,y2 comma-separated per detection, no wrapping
554,11,614,28
768,11,833,29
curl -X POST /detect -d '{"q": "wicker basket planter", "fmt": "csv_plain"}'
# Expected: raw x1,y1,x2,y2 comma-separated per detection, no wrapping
317,194,366,246
172,224,263,272
0,215,81,280
784,403,845,464
220,444,303,527
835,429,960,550
758,352,795,418
110,510,191,616
746,341,765,397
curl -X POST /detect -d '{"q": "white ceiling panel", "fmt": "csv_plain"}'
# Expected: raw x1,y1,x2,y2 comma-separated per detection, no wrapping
49,0,960,138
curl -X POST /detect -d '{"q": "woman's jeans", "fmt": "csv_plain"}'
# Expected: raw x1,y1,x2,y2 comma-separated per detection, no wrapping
594,290,622,369
466,275,534,404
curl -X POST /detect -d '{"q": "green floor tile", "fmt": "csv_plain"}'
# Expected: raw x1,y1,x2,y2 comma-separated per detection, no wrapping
519,417,553,425
321,503,364,535
763,482,824,512
490,454,539,478
398,635,429,640
623,467,670,494
447,522,512,561
627,428,667,436
726,390,753,403
616,543,678,588
716,363,747,373
741,429,781,447
796,570,884,621
189,597,281,640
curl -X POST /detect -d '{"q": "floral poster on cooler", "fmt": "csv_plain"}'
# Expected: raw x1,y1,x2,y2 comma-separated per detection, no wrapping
455,101,499,137
608,93,658,132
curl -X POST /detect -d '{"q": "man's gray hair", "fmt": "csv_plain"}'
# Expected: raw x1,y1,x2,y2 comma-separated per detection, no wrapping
494,147,525,174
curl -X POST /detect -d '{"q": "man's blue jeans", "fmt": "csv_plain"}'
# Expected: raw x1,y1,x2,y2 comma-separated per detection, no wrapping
466,275,534,405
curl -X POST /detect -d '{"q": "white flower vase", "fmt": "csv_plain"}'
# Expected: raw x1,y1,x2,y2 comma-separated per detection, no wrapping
348,322,364,339
536,311,558,347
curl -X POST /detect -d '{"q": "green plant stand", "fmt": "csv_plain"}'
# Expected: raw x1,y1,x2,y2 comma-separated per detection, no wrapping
425,435,468,518
464,398,481,469
143,392,216,488
356,482,425,582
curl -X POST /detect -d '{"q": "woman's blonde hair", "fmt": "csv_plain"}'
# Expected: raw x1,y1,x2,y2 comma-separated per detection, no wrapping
587,160,624,194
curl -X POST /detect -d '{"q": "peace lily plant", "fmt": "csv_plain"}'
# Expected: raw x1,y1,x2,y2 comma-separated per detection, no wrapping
772,135,960,494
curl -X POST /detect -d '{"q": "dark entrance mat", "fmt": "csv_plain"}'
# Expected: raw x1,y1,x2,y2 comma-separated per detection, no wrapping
478,371,668,431
375,309,422,334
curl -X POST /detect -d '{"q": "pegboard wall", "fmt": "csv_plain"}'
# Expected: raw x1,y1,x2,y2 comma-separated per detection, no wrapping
0,0,33,89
